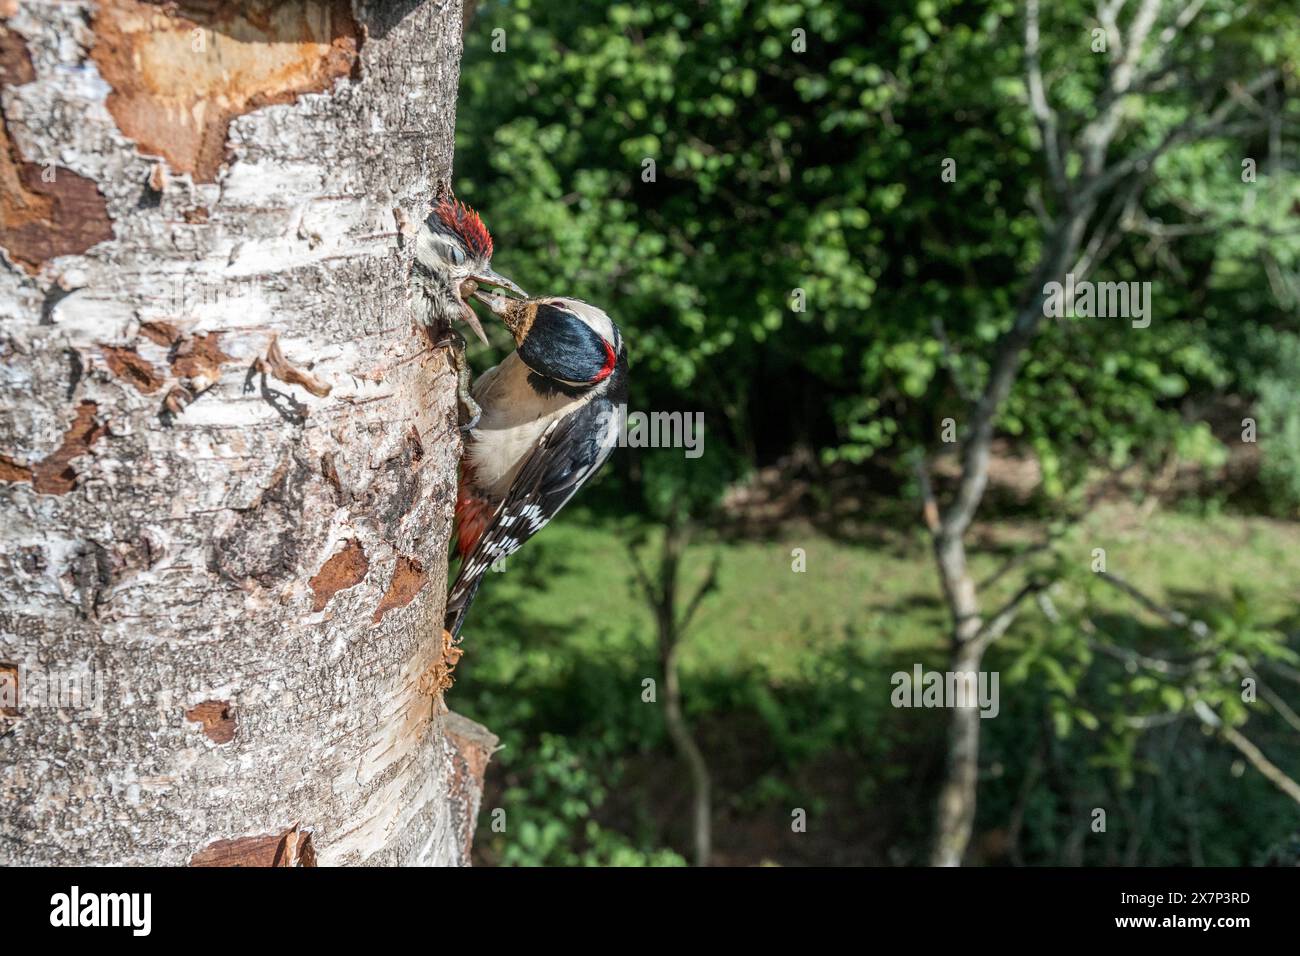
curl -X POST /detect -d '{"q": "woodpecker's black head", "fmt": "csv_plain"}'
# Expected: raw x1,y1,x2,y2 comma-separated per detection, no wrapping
472,291,624,391
413,196,526,344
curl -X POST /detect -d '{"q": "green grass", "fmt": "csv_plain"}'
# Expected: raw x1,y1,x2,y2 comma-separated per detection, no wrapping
461,513,948,689
1066,508,1300,621
463,505,1300,680
453,505,1300,866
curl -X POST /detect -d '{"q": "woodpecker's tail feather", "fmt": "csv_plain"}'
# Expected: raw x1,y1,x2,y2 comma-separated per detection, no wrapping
444,573,484,640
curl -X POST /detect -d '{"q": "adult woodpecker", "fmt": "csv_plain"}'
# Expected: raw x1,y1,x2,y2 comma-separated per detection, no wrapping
444,291,628,638
411,195,527,428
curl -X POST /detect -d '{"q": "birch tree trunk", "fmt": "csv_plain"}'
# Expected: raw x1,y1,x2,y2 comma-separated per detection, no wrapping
0,0,496,866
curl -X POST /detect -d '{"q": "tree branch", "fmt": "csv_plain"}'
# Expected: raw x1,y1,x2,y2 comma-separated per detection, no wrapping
1026,0,1069,202
1078,71,1279,207
1256,679,1300,736
1079,574,1300,804
1094,570,1211,638
678,551,722,635
1081,0,1164,178
939,225,1082,540
914,454,942,534
1192,701,1300,806
931,317,980,404
972,578,1050,654
627,542,659,607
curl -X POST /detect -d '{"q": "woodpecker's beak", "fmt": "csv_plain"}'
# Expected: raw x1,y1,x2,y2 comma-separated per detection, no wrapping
471,288,533,344
472,267,527,300
458,269,526,346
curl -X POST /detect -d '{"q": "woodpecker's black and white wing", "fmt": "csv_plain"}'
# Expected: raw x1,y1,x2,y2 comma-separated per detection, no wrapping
445,397,620,637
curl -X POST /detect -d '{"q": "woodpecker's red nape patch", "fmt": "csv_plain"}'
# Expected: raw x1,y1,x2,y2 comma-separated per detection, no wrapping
592,338,617,383
435,197,494,261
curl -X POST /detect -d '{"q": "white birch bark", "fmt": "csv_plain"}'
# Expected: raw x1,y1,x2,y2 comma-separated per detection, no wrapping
0,0,496,866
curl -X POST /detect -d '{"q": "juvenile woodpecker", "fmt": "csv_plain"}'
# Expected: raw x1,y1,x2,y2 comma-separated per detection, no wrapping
411,196,526,428
445,290,628,638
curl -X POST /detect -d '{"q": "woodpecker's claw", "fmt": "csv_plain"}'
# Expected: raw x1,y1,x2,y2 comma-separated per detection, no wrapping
460,405,481,432
433,327,482,430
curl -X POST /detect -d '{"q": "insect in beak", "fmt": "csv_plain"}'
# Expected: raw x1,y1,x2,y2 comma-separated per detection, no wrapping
462,270,527,345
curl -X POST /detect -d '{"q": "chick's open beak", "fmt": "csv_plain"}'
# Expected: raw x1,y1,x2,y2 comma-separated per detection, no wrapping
457,296,490,347
458,268,526,347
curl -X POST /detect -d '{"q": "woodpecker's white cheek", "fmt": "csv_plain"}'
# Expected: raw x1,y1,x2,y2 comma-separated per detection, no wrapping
414,227,439,266
414,227,465,278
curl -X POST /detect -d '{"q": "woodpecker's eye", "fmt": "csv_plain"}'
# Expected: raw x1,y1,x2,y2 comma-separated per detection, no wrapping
445,243,466,266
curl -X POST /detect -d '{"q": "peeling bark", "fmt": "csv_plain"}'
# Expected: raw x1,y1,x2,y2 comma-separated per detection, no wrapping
90,0,362,184
373,554,425,623
0,0,496,866
190,822,317,867
309,538,369,611
100,345,164,394
184,698,237,745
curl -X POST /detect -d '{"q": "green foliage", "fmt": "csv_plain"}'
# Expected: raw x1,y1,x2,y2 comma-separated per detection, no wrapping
1255,331,1300,515
986,572,1300,864
453,0,1300,866
457,510,1300,865
484,732,687,866
459,0,1298,498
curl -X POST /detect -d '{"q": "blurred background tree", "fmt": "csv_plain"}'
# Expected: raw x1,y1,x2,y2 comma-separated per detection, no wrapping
453,0,1300,866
